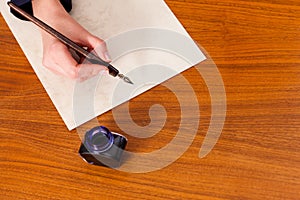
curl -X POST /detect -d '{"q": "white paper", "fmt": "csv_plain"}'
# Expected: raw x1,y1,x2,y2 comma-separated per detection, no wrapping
0,0,206,130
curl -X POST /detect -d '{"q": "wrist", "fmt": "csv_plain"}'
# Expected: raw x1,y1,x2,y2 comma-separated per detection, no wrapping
32,0,92,44
32,0,69,27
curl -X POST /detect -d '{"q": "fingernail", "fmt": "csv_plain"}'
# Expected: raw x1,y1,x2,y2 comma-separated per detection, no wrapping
104,52,111,61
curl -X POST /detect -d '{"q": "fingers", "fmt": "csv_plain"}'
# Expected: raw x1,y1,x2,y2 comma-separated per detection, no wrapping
43,41,78,78
77,63,108,82
42,40,108,81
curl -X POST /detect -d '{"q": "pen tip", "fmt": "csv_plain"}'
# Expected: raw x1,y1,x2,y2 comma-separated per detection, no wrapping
118,74,134,85
124,77,134,84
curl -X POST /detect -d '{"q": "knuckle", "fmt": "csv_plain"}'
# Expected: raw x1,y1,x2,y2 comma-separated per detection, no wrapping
91,36,106,47
49,42,64,51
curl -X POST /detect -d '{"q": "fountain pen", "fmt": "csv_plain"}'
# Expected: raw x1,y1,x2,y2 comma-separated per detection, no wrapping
8,1,133,84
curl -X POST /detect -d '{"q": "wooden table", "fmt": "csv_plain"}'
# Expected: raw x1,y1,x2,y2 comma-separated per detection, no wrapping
1,0,299,199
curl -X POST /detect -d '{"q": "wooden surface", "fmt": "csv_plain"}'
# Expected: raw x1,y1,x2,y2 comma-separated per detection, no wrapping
1,0,300,199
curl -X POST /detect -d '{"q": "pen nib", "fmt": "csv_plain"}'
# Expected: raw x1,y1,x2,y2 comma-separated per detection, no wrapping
118,74,134,85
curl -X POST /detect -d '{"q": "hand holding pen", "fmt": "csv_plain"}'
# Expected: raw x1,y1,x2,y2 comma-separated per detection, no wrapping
9,0,133,84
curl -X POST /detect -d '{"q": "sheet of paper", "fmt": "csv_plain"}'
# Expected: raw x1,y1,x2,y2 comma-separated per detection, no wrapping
0,0,206,130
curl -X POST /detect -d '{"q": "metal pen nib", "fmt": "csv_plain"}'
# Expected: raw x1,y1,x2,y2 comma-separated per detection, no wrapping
118,74,134,84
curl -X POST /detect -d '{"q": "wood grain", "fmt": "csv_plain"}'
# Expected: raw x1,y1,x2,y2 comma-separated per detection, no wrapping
0,0,300,199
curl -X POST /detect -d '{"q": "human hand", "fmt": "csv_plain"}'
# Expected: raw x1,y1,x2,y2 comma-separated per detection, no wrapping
32,0,110,81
